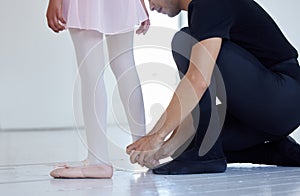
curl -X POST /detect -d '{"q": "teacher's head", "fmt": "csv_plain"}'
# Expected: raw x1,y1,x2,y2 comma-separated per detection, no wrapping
148,0,190,17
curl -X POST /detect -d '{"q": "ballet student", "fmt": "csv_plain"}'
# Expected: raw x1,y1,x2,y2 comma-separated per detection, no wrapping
46,0,150,178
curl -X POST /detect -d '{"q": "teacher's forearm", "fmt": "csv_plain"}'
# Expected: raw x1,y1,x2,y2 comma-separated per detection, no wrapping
164,113,196,154
149,38,221,140
150,72,208,139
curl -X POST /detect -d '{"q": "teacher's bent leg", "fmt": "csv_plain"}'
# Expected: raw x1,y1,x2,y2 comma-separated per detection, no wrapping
217,41,300,166
153,27,227,175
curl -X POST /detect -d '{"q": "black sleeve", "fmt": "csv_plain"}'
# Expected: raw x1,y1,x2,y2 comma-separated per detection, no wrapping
189,0,234,41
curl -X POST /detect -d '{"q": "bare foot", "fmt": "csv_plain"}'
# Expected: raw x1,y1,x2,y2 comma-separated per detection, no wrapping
50,164,113,179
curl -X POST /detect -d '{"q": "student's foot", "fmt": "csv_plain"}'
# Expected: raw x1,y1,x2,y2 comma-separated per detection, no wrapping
54,159,89,168
50,164,113,179
152,147,227,175
226,136,300,166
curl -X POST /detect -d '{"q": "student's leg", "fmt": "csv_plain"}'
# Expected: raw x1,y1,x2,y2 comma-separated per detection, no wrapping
106,31,146,142
50,29,112,178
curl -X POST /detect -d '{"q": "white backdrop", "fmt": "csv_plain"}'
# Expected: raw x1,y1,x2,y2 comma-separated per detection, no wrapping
0,1,78,129
0,0,179,130
0,0,299,134
0,0,299,165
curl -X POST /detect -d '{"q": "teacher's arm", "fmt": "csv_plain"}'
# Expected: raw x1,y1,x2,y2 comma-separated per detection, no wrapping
126,37,222,165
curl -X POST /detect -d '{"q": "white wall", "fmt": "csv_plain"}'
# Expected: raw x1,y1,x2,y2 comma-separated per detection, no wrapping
0,1,299,134
0,0,78,129
0,0,180,131
0,0,299,165
0,0,180,165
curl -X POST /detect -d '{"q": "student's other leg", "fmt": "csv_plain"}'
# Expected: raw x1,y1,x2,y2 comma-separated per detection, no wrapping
106,31,146,142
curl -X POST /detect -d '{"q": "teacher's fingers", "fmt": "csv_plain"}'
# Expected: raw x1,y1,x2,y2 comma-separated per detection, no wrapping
137,153,145,167
126,143,136,155
129,150,140,164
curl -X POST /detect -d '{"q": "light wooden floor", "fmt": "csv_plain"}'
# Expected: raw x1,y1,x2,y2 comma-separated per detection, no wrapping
1,127,300,195
1,163,300,196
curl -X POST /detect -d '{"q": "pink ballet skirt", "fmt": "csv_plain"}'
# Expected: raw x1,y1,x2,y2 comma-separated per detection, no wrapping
62,0,148,34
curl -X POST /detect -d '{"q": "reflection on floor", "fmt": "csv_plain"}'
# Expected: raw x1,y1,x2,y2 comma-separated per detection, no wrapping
1,163,300,196
1,126,300,195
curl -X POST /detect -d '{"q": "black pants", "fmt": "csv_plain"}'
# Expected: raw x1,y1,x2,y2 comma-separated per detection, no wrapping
172,27,300,154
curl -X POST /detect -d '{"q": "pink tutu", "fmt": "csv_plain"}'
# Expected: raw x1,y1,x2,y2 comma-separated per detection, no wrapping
62,0,148,34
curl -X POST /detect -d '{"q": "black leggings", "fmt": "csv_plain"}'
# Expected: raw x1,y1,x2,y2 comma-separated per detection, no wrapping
172,27,300,152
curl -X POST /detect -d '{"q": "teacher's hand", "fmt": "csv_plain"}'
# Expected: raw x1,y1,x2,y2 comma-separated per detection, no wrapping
126,132,164,167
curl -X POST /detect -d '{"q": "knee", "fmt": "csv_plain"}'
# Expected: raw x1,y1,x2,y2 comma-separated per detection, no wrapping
172,27,197,75
171,27,193,56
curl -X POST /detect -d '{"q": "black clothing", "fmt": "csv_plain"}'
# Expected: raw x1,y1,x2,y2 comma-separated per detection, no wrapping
188,0,298,67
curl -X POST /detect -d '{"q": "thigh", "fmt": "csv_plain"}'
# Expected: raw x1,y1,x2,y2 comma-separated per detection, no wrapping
69,28,105,64
217,41,300,134
106,31,135,73
221,112,282,152
69,28,106,81
172,27,198,77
